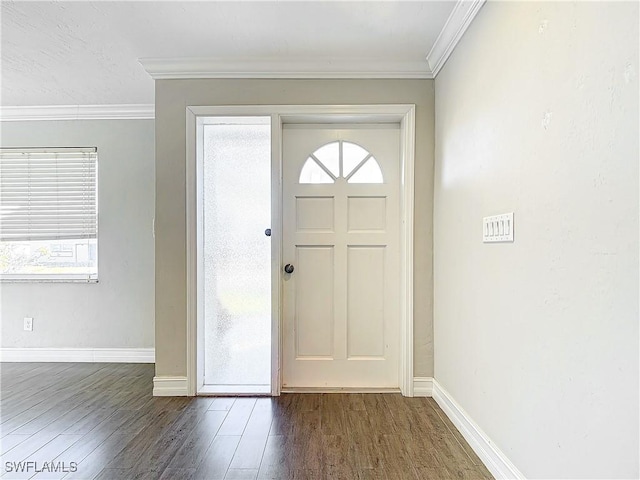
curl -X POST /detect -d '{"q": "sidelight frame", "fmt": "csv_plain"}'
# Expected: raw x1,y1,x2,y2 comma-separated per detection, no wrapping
186,104,415,397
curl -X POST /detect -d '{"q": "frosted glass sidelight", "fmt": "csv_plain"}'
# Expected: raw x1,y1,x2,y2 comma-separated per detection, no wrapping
203,122,271,391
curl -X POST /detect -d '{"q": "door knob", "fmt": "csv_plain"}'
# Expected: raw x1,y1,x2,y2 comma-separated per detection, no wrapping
284,264,294,274
265,228,271,237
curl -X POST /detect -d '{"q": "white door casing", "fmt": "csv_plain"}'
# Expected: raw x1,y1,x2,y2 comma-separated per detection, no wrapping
282,126,401,389
185,105,415,397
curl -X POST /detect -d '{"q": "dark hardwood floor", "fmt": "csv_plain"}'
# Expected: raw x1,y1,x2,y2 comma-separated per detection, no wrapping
0,363,493,479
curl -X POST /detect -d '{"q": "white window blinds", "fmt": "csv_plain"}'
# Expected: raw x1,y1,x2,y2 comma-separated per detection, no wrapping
0,148,97,242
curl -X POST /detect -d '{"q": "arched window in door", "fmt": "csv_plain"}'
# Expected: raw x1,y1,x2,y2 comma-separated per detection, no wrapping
299,141,383,184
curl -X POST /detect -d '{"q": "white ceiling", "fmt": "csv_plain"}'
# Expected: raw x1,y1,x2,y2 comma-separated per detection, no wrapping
1,1,456,106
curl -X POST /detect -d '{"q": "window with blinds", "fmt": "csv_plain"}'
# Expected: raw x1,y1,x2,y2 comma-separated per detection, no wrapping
0,147,98,281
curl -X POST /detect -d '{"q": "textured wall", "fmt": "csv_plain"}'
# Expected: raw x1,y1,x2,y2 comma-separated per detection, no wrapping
434,2,638,477
154,79,435,379
1,119,156,350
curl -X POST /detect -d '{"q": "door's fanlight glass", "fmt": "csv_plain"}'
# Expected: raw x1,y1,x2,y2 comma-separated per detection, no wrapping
299,158,335,184
299,141,383,184
312,142,340,177
347,157,384,184
342,142,369,177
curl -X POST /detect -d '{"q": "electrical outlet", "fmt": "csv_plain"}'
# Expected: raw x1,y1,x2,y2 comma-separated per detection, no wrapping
24,317,33,332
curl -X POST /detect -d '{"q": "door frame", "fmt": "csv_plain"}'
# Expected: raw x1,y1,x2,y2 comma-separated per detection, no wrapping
185,104,416,397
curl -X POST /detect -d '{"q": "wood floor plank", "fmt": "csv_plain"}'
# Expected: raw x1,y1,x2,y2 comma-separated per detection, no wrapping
0,364,493,480
289,420,323,474
229,398,273,470
1,434,82,479
104,409,180,470
343,393,367,411
322,434,359,479
374,434,420,480
61,407,116,435
217,399,256,436
131,399,216,476
224,468,258,480
361,394,398,434
63,432,136,480
357,468,387,480
93,468,153,480
192,435,241,480
0,431,58,464
0,434,30,456
167,410,228,470
31,433,116,480
320,394,347,435
242,399,273,438
159,468,196,480
229,435,268,470
343,410,383,470
209,398,236,411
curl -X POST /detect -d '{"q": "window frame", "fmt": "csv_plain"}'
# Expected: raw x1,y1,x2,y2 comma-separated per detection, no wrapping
0,147,99,283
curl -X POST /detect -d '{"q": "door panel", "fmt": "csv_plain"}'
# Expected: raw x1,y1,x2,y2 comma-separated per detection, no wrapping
295,246,335,358
282,126,400,389
347,196,386,231
296,197,334,231
347,246,385,358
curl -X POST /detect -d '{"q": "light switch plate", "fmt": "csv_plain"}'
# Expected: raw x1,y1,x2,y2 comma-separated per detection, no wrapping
483,213,514,243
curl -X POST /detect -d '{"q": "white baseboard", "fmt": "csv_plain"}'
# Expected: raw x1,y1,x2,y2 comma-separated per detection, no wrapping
0,347,154,363
153,376,188,396
432,379,525,479
413,376,434,397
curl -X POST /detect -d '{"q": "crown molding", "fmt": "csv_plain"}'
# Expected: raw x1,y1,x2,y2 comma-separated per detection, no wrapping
139,57,434,80
0,104,155,122
426,0,486,77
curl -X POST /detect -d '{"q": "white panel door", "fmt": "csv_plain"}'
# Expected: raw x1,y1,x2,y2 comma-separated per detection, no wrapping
282,126,400,389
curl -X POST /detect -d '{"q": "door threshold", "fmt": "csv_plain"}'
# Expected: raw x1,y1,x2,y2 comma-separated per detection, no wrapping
198,384,271,396
280,387,401,394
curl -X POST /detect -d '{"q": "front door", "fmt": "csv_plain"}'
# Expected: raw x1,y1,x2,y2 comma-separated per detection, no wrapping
282,125,400,389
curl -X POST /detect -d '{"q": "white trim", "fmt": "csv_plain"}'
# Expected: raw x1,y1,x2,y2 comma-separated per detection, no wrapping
186,108,198,397
0,347,154,363
426,0,486,77
185,105,415,397
153,376,188,396
281,387,401,394
400,106,415,397
270,114,283,397
413,376,433,397
0,104,155,122
140,57,432,80
432,379,526,480
199,384,271,395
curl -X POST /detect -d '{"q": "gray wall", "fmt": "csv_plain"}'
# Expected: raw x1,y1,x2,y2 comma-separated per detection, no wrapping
155,79,435,378
1,119,155,350
434,2,638,477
